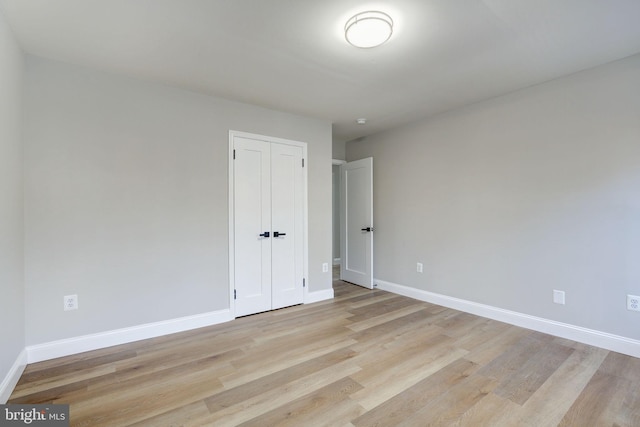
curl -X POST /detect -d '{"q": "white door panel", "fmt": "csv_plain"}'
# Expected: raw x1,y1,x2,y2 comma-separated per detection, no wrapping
271,143,304,309
233,137,272,316
341,158,373,289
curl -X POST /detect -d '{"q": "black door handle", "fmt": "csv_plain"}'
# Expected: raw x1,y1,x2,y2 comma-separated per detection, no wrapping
259,232,270,238
274,231,287,237
361,227,373,232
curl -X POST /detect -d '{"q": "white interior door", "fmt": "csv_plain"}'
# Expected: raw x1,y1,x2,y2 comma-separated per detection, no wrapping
234,137,272,316
271,143,304,309
340,157,373,289
231,133,306,317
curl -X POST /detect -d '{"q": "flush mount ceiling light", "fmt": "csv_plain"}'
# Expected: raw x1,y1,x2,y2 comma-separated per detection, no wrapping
345,11,393,48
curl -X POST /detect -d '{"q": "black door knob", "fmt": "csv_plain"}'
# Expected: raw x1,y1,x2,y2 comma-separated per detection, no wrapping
274,231,287,237
259,232,270,238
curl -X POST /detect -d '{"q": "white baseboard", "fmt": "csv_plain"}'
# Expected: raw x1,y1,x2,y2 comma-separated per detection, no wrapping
333,258,341,266
375,279,640,358
26,309,233,364
306,288,335,304
0,349,27,403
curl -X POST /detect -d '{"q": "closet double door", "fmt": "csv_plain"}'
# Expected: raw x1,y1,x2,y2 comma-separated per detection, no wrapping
232,134,306,317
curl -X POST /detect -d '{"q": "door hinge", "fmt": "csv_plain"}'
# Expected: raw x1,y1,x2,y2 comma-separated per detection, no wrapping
303,278,306,288
234,289,237,299
233,149,236,159
302,158,305,167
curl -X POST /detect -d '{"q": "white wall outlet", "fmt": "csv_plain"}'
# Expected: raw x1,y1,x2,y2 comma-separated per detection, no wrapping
628,295,640,311
417,262,423,273
322,263,329,273
64,294,78,311
553,290,565,305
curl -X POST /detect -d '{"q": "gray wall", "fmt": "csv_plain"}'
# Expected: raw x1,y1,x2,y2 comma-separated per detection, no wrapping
24,56,332,345
332,140,346,263
332,139,346,161
347,53,640,340
332,165,340,262
0,9,24,388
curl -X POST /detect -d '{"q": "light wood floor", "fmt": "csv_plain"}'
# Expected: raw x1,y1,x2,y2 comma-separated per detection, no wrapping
10,277,640,426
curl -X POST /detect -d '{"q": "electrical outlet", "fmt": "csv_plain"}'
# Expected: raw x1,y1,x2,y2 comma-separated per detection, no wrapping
553,290,565,305
322,263,329,273
628,295,640,312
64,294,78,311
417,262,423,273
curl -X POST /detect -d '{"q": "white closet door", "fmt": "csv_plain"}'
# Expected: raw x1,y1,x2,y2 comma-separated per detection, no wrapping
271,143,304,309
234,137,272,317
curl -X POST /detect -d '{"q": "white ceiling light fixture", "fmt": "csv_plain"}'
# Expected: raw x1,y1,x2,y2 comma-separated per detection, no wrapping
345,11,393,48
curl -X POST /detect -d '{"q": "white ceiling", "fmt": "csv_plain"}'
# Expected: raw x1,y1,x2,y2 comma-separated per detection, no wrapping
2,0,640,141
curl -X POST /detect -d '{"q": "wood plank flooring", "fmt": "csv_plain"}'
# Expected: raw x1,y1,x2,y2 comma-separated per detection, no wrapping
9,277,640,426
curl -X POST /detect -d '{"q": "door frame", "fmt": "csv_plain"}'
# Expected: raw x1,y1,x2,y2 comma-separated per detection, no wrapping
228,130,309,317
340,157,374,288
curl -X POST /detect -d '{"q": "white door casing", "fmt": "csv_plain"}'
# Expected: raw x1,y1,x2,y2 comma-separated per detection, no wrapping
229,131,307,317
340,157,373,289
